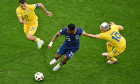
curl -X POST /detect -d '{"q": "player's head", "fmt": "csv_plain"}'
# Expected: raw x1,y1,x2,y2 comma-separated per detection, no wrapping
100,22,109,32
19,0,27,10
67,24,76,34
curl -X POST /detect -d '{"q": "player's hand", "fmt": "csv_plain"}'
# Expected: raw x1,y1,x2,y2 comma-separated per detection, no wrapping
48,42,53,49
45,11,52,16
109,22,115,25
48,46,51,49
23,20,26,24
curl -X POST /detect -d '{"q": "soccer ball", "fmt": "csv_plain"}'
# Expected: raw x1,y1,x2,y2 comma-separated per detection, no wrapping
34,72,44,81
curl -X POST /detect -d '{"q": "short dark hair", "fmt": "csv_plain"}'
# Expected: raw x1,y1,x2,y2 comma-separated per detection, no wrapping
68,24,75,31
19,0,26,4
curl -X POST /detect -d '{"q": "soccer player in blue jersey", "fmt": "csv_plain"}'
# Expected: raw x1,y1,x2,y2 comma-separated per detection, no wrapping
48,24,91,71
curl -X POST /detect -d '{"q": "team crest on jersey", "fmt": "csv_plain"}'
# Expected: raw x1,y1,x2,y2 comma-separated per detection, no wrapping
75,35,79,40
27,9,29,13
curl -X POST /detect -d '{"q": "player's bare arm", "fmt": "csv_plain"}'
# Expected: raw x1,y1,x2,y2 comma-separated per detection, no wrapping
82,31,100,39
109,22,116,25
48,33,59,49
38,3,52,16
18,16,26,24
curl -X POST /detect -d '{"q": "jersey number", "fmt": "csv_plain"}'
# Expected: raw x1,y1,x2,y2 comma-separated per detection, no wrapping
24,15,28,18
112,32,121,42
69,52,75,58
30,27,35,32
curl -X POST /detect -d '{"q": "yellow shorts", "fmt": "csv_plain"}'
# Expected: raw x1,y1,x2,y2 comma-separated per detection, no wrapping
109,44,126,57
24,20,38,35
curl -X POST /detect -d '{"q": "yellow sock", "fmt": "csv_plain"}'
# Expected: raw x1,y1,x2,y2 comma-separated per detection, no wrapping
107,57,116,61
107,44,113,53
35,37,39,42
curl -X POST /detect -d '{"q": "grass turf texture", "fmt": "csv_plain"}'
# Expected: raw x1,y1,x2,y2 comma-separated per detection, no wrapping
0,0,140,84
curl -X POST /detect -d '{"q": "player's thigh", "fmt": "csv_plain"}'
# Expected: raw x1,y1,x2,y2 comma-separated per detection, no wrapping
65,48,78,59
56,48,67,56
120,44,126,53
28,26,37,35
24,25,29,35
28,21,38,35
115,44,126,54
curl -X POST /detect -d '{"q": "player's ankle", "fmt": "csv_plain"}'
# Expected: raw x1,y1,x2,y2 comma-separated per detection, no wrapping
35,37,39,42
55,58,59,60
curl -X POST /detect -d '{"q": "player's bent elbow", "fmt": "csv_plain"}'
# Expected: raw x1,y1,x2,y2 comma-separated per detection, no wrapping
121,27,124,30
38,3,43,7
119,26,124,30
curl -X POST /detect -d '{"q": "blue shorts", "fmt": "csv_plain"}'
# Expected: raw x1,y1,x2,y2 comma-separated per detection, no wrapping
57,48,78,59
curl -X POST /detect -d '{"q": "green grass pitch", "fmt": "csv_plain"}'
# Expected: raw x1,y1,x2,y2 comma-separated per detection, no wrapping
0,0,140,84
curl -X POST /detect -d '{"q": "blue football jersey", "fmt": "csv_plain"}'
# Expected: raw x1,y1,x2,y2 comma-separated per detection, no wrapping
58,27,83,49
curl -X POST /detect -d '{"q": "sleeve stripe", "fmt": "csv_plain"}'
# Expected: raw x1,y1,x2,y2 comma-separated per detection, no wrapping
58,32,61,36
35,4,39,9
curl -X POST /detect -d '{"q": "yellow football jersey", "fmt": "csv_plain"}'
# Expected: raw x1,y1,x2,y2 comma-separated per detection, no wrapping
99,25,126,47
16,4,38,25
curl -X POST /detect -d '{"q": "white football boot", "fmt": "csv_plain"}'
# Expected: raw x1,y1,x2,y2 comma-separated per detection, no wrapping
53,63,61,71
101,53,109,56
50,59,59,65
106,59,118,64
37,38,44,49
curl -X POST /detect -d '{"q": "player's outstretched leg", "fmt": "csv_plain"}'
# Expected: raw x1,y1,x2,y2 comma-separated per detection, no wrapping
50,54,61,65
53,55,69,71
27,34,44,49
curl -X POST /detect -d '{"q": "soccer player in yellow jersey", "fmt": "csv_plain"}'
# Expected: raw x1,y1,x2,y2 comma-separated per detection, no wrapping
85,22,126,64
16,0,52,49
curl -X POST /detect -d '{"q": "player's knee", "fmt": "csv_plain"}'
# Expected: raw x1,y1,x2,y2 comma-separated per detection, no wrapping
106,42,111,46
54,56,59,60
54,54,61,60
27,34,33,40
